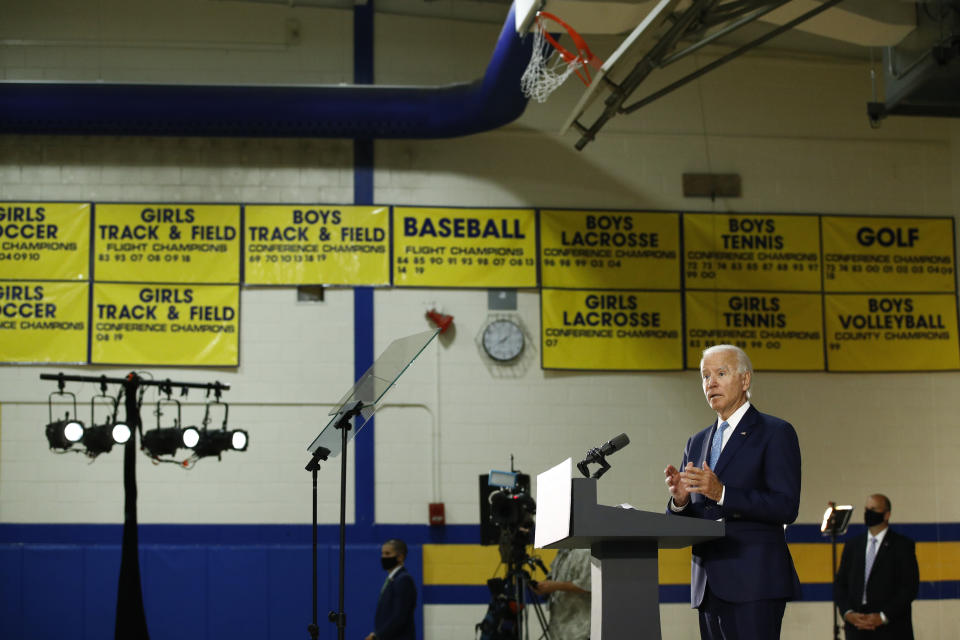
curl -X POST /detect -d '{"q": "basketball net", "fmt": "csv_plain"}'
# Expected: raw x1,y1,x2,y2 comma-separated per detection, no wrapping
520,12,600,103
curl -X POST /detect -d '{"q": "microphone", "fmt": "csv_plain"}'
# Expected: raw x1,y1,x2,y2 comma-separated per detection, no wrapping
578,433,630,479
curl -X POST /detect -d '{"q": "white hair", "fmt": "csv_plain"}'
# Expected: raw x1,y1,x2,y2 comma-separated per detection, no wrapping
701,344,753,398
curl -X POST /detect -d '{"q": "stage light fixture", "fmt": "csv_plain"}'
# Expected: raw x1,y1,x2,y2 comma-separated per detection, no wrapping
188,428,249,459
141,427,183,458
46,416,85,450
83,423,120,456
82,385,129,457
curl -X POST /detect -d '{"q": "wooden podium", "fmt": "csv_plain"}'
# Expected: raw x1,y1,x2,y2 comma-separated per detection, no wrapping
535,459,724,640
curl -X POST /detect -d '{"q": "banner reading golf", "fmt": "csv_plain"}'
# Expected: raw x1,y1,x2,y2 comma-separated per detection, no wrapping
824,293,960,371
541,288,683,370
822,216,956,292
244,205,390,285
393,207,537,288
0,202,90,281
540,210,681,289
684,213,821,291
0,281,89,363
91,283,239,366
94,204,241,283
684,290,824,370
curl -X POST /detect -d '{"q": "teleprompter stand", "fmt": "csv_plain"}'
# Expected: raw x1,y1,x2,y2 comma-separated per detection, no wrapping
534,458,725,640
821,502,853,640
304,329,439,640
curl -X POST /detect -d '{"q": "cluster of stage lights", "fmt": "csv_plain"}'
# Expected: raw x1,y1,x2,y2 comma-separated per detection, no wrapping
141,425,248,460
46,414,132,457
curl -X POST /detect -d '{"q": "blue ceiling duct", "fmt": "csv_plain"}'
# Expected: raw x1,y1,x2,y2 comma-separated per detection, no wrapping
0,4,532,139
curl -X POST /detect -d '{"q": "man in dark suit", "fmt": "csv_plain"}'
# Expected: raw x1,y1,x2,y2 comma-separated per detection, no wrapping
834,494,919,639
365,538,417,640
665,344,802,640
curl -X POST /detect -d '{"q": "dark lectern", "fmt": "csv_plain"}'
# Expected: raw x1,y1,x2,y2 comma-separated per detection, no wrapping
535,459,724,640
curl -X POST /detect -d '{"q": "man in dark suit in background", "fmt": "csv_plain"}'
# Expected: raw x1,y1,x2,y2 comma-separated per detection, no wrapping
665,344,802,640
834,494,919,639
365,538,417,640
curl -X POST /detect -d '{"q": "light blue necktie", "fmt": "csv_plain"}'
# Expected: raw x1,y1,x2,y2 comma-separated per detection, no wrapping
862,536,878,604
708,421,728,468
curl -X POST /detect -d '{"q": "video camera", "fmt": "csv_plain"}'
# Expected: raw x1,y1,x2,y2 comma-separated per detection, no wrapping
479,468,536,567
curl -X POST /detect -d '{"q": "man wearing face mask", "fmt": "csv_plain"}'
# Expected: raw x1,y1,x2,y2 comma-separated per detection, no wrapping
834,494,919,639
365,539,416,640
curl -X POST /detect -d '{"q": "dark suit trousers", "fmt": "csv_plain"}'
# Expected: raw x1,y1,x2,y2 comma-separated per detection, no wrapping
698,584,787,640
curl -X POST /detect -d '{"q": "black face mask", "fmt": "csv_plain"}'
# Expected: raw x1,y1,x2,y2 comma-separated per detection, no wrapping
864,509,886,528
381,556,399,571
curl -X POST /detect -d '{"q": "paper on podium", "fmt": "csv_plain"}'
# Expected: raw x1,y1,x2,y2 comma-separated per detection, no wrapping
534,457,573,549
307,329,439,457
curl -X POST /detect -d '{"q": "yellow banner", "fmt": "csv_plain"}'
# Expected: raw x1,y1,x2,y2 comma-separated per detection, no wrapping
0,282,88,363
824,293,960,371
91,283,239,366
540,210,681,289
393,207,537,288
0,202,90,280
822,216,956,292
685,291,824,370
94,204,240,283
683,213,821,291
244,205,389,285
541,289,683,370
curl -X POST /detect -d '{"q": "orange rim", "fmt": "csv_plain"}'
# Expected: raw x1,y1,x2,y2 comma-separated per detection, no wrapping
536,11,601,84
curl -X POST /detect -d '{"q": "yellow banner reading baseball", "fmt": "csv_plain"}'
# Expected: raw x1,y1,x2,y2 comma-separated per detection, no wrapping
822,216,956,292
245,205,389,285
94,204,240,283
540,210,681,289
685,290,824,370
0,202,90,280
91,283,239,366
684,213,821,291
393,207,537,288
0,281,88,363
541,289,683,370
824,293,959,371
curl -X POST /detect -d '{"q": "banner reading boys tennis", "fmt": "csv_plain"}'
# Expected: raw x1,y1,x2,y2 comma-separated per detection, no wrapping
94,204,240,283
393,207,537,288
0,202,90,281
244,205,389,285
91,283,239,366
0,281,88,363
822,215,956,293
539,209,681,289
824,293,960,371
541,288,683,370
684,213,821,291
684,290,824,370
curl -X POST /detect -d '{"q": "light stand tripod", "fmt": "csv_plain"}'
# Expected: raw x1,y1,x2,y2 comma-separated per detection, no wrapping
821,502,854,640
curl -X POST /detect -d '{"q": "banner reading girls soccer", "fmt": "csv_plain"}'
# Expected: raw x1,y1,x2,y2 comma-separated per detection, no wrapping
0,281,89,363
822,216,956,292
393,207,537,288
683,213,821,291
539,210,681,289
91,283,239,366
94,204,241,283
0,202,90,281
244,205,389,285
540,288,683,370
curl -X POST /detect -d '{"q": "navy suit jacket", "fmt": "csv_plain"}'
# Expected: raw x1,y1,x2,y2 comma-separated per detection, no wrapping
834,528,919,639
667,404,802,607
374,566,417,640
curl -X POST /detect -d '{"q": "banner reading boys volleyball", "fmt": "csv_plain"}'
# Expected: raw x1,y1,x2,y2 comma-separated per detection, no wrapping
94,204,240,283
91,283,239,366
540,210,681,289
244,205,389,285
822,216,956,292
684,213,821,291
0,282,88,363
824,293,960,371
0,202,90,281
393,207,537,288
541,289,683,370
685,290,824,370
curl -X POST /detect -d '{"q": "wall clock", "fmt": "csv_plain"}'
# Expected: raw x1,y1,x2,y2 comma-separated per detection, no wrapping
481,318,525,362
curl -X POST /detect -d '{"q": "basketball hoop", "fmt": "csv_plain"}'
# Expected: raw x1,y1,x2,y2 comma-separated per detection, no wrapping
520,11,601,103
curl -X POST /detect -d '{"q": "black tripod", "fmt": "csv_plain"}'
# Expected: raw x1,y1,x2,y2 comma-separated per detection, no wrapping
477,557,552,640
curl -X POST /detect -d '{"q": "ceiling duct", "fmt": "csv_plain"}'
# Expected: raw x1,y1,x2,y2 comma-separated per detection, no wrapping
869,1,960,123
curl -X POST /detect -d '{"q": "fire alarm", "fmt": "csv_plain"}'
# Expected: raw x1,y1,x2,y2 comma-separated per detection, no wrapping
428,502,446,526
